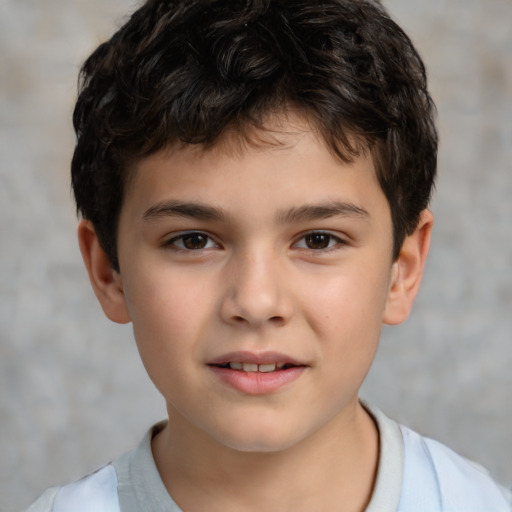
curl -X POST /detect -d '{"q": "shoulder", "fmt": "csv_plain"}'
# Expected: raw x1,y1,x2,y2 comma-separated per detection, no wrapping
26,422,168,512
26,464,120,512
399,425,511,512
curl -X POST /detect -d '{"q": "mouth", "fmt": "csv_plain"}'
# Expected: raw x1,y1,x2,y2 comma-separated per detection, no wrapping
210,362,300,373
207,351,307,394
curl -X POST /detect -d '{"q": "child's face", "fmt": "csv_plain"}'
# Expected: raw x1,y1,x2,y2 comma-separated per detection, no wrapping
106,117,405,452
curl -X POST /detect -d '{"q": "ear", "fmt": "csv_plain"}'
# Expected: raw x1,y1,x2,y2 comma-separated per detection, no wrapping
77,219,131,324
383,209,433,325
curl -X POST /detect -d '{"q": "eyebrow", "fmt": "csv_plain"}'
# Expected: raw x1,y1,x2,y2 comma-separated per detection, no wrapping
142,199,369,224
143,200,229,222
276,201,370,224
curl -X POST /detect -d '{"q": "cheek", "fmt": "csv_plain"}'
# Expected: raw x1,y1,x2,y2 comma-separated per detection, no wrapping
305,273,387,392
303,266,390,338
126,266,209,326
124,274,210,399
122,267,217,370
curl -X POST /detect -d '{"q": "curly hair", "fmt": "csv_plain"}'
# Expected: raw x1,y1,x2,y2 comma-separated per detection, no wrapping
72,0,437,270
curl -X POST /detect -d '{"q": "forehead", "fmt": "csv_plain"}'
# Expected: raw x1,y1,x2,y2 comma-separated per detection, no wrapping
127,108,370,181
119,118,390,237
133,111,371,184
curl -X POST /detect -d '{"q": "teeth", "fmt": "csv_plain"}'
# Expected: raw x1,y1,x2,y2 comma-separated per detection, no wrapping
259,363,276,373
228,362,280,372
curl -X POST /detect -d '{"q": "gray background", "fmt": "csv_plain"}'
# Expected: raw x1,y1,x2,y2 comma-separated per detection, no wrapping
1,0,511,510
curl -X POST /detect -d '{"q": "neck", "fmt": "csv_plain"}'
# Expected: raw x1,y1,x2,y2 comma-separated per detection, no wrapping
152,401,379,512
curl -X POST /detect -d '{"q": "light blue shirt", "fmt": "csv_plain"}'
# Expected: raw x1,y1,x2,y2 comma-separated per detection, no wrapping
27,405,512,512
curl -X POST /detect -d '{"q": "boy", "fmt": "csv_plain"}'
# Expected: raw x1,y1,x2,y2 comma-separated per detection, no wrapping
28,0,511,510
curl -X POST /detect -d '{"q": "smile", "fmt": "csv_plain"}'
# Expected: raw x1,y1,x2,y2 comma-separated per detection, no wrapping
208,352,307,394
215,362,297,373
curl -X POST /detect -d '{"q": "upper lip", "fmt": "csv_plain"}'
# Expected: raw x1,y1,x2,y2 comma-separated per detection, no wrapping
208,351,307,367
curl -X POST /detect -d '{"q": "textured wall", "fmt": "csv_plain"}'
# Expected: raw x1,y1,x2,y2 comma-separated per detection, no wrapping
1,1,511,510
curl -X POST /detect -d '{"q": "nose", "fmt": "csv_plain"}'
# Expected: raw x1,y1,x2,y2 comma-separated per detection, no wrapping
219,250,294,328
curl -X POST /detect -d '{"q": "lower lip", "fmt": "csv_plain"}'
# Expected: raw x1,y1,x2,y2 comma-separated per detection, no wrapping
208,366,306,395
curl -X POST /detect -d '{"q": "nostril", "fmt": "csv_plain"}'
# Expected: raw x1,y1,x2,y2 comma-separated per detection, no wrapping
231,314,283,325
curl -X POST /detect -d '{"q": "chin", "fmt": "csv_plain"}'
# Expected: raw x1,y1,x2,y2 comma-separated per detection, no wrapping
211,421,307,454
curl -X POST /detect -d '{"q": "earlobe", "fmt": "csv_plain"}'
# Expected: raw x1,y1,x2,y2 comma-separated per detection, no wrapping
77,220,131,324
383,209,433,325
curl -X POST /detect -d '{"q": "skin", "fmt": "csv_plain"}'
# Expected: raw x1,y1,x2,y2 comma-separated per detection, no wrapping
79,115,432,512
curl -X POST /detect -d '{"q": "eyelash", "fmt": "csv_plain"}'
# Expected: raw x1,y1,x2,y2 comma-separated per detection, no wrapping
164,231,346,252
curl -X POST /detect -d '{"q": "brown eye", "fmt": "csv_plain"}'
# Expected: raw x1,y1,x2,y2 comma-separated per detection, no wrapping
181,233,209,250
167,232,217,251
294,232,343,251
304,233,332,250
